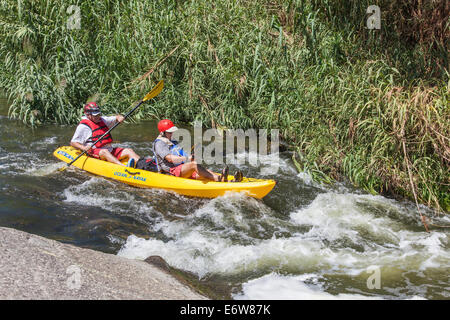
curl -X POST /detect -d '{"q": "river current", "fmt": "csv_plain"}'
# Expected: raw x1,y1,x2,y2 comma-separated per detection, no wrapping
0,98,448,299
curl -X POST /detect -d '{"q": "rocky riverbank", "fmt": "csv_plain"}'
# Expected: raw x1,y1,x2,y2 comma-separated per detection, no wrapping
0,227,207,300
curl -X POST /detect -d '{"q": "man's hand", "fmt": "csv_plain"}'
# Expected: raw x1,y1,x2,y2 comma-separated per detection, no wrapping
85,145,95,155
165,154,189,164
71,141,94,155
116,114,125,123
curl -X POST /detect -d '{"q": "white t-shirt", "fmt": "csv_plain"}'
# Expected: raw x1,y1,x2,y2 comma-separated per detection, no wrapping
71,116,117,147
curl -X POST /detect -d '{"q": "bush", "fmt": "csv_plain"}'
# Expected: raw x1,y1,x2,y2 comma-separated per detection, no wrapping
0,0,448,212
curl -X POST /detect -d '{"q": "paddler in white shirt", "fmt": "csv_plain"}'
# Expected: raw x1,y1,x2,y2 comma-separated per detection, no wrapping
70,102,140,167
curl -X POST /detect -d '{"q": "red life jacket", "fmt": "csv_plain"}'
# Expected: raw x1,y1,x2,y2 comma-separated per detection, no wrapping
79,118,114,148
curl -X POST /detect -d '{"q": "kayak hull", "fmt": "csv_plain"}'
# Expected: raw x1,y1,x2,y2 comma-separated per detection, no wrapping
54,146,276,199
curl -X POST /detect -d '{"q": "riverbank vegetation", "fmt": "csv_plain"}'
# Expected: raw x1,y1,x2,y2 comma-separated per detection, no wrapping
0,0,448,213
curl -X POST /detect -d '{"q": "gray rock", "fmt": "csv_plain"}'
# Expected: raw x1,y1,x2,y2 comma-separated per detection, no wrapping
0,227,207,300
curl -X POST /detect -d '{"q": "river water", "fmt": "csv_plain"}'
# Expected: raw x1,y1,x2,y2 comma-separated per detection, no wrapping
0,98,449,300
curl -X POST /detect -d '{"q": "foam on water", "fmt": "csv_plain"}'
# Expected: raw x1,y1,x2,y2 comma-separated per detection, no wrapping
287,193,450,282
0,152,41,174
118,189,450,299
296,171,332,191
233,273,382,300
233,273,427,300
0,143,60,176
30,137,58,147
61,177,161,225
26,162,63,176
231,151,297,176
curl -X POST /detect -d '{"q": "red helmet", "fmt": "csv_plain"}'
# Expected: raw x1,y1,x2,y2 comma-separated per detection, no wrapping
158,119,178,133
84,102,101,115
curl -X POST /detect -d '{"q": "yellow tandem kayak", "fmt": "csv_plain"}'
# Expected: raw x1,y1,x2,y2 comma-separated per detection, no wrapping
54,146,276,199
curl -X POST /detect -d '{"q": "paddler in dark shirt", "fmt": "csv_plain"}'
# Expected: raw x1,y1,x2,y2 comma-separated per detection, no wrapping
153,119,233,182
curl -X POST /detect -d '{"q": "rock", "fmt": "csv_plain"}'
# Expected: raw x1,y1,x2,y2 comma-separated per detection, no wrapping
145,255,171,273
0,227,207,300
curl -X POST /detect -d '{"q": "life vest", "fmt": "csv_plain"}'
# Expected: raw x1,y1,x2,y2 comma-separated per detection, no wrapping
152,136,187,172
79,118,114,148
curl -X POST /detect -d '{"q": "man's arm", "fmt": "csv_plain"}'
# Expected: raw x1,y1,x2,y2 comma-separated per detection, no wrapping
70,125,92,152
154,140,190,164
165,154,189,164
70,141,91,152
102,115,124,128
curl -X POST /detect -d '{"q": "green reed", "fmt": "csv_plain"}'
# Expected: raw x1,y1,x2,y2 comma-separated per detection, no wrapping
0,0,448,212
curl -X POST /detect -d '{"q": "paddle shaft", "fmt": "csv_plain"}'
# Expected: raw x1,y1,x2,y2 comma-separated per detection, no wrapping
190,143,196,160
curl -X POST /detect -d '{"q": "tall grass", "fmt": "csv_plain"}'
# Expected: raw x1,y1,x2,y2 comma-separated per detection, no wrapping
0,0,448,212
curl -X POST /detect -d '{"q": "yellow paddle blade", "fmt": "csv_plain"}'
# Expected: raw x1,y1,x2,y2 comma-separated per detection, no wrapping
143,80,164,102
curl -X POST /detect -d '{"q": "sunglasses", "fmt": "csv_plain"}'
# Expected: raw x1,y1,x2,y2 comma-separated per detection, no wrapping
87,109,101,116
